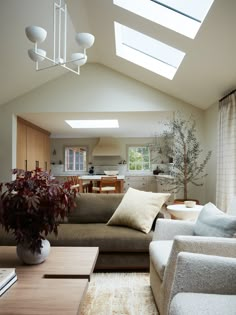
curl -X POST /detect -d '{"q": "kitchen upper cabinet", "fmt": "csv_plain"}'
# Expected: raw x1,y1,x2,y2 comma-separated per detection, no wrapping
17,120,27,170
17,118,50,171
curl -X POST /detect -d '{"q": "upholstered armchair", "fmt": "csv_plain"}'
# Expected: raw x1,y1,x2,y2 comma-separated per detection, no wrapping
168,252,236,315
149,218,236,315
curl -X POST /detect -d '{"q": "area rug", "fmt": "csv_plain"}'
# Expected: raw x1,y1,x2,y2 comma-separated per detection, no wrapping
80,272,159,315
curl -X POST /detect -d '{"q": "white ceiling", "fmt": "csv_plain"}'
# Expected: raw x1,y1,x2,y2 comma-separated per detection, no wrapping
1,0,236,137
19,111,173,138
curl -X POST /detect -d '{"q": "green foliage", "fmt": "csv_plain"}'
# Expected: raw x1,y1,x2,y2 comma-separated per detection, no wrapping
128,147,150,171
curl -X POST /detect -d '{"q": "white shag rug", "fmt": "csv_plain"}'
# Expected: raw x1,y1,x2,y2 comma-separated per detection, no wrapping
80,272,159,315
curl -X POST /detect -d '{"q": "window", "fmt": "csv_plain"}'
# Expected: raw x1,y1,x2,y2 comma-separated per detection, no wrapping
114,22,185,80
64,146,87,172
114,0,214,39
128,146,150,171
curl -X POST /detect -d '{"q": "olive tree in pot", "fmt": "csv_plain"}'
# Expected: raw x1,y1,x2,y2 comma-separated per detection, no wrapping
0,168,76,264
160,115,212,201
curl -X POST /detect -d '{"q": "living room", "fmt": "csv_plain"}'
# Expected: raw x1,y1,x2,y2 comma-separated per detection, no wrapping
0,0,236,314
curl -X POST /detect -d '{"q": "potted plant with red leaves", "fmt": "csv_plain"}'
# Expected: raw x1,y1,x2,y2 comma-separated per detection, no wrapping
0,168,76,264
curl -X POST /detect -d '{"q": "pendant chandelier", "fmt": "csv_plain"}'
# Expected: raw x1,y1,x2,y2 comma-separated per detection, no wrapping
25,0,95,75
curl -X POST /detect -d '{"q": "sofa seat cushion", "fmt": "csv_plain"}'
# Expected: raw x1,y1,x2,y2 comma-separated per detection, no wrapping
169,292,236,315
47,223,153,253
149,240,173,280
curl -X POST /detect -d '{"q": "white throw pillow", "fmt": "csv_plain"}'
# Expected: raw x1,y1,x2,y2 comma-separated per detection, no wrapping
107,187,170,233
194,202,236,237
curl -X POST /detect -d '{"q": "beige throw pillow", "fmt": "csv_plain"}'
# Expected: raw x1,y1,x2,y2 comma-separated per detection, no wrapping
107,187,171,233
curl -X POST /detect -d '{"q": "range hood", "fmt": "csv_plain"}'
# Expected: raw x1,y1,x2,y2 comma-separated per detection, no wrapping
92,137,121,156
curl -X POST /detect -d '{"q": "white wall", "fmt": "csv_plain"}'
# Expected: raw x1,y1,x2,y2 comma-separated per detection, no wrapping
204,102,218,203
50,137,161,166
0,63,206,200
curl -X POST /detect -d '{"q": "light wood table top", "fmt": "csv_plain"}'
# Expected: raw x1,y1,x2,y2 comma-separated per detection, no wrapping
0,246,99,280
0,246,99,315
0,278,88,315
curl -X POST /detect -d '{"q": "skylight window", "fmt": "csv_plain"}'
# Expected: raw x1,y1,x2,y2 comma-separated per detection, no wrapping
114,22,185,80
65,120,119,128
114,0,214,39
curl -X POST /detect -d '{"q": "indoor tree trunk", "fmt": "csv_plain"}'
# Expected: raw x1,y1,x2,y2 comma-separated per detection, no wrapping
183,143,188,200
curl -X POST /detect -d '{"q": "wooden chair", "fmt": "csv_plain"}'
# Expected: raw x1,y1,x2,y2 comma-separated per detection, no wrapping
67,176,92,193
92,176,118,193
67,176,80,193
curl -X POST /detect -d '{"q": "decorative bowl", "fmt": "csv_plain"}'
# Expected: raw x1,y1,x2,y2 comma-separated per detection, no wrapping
104,171,119,176
184,200,196,208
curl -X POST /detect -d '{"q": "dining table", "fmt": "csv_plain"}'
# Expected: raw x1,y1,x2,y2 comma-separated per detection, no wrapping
79,175,125,193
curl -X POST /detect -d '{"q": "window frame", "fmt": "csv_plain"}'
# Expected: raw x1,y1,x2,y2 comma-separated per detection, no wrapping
64,145,88,172
127,145,151,172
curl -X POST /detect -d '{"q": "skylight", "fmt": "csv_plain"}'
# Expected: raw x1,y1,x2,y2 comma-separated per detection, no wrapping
114,22,185,80
114,0,214,39
65,120,119,128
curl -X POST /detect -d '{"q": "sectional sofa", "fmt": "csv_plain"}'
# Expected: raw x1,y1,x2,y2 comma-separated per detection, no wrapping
0,193,160,270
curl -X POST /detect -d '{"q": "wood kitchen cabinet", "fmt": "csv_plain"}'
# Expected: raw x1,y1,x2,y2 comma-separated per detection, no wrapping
17,117,50,171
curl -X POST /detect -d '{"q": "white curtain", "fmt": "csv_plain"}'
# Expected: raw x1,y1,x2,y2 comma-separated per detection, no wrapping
216,92,236,213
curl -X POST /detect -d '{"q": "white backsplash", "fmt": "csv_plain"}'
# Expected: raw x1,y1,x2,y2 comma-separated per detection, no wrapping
94,165,119,174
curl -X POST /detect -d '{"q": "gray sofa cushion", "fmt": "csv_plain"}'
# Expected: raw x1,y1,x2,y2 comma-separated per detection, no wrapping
193,202,236,237
169,293,236,315
68,193,124,223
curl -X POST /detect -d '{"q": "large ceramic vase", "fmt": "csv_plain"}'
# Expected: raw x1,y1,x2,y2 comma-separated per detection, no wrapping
16,239,50,265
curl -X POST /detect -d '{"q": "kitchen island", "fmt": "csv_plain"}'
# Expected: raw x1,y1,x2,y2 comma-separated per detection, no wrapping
80,175,125,193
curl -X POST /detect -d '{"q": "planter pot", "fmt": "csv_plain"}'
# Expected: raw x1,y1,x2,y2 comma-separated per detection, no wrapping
16,239,50,265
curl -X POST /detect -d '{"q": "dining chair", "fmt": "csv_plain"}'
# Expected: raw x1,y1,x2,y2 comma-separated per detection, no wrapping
67,176,80,193
67,176,91,193
92,176,118,193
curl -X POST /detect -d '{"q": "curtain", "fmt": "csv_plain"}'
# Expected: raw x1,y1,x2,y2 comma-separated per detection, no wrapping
216,92,236,213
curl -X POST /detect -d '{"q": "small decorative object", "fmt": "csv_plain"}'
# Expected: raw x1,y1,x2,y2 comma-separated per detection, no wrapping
184,200,196,208
0,168,75,264
89,166,94,175
104,170,119,176
16,239,50,265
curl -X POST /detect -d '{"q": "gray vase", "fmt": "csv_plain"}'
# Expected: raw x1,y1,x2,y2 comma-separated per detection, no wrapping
16,239,50,265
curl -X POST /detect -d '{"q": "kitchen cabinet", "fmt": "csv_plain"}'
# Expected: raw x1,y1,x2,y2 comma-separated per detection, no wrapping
17,118,50,171
124,175,157,192
156,175,176,204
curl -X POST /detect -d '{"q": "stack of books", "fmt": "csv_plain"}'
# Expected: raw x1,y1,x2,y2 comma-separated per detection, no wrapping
0,268,17,296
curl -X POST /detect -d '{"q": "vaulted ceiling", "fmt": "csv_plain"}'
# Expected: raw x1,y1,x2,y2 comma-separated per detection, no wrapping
1,0,236,110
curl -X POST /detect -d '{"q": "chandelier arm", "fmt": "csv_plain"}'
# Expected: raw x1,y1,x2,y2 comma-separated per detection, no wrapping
32,51,86,66
35,62,80,75
64,3,67,62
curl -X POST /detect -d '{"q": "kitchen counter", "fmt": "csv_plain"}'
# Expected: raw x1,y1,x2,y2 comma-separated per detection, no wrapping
155,174,175,180
81,175,125,180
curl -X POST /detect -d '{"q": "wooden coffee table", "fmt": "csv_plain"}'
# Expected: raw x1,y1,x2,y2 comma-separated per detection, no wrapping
0,246,99,315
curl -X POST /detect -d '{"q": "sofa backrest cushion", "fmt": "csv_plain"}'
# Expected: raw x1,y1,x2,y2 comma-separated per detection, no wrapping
193,202,236,238
68,193,124,223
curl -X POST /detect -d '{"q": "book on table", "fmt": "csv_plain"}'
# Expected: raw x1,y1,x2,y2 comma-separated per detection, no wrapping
0,268,17,296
